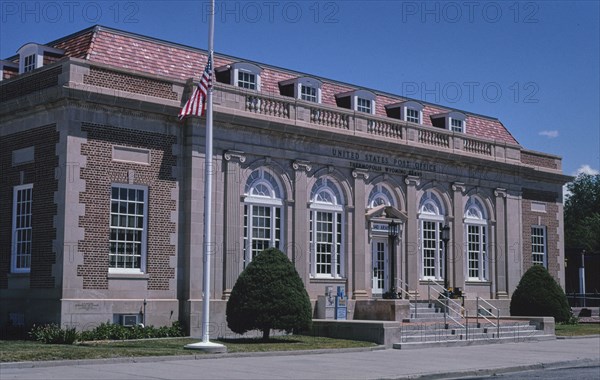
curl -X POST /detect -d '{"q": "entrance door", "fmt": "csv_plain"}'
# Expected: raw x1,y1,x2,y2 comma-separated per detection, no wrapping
372,238,388,295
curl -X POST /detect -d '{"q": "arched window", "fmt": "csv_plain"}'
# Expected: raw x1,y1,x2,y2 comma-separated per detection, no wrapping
367,184,395,208
464,197,488,281
418,191,445,280
309,177,344,278
243,168,283,266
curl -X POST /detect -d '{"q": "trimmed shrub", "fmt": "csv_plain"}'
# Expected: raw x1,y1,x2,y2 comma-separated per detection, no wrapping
226,247,312,340
510,265,572,323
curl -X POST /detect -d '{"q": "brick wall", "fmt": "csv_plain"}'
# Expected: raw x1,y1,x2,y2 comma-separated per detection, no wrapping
0,66,62,102
521,151,558,169
521,190,561,282
83,68,178,100
0,125,59,288
77,124,177,290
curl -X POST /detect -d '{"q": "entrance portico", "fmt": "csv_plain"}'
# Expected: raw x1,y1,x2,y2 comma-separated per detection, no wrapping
367,206,407,297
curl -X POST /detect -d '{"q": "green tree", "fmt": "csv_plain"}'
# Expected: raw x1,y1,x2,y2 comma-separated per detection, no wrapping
564,173,600,254
510,265,572,323
226,247,312,340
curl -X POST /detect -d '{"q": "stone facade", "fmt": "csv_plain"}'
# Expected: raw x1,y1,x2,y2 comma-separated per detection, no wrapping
0,26,570,336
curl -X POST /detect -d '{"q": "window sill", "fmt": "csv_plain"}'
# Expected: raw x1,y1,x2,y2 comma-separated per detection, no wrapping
107,272,149,280
465,281,491,286
7,272,30,278
309,277,346,284
418,279,443,285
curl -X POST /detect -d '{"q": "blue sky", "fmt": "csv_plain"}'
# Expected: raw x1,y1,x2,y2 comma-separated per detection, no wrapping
1,0,598,176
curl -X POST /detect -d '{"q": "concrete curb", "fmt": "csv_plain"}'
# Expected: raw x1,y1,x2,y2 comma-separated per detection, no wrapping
556,334,600,340
0,345,386,369
406,358,600,379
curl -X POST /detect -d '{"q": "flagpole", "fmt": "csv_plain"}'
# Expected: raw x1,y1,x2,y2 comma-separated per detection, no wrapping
185,0,226,352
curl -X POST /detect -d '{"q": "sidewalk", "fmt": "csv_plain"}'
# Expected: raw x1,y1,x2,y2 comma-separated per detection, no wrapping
1,337,599,379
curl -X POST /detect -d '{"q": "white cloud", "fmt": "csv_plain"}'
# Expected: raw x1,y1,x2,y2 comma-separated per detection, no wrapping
573,164,600,176
538,130,559,138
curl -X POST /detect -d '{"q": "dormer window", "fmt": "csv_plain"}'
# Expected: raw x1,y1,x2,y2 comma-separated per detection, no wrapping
431,111,467,133
406,108,420,123
279,77,322,103
301,85,317,102
215,61,262,91
0,60,19,81
357,98,371,113
385,101,424,124
16,43,64,74
451,118,464,133
238,71,256,90
23,54,36,73
335,89,376,115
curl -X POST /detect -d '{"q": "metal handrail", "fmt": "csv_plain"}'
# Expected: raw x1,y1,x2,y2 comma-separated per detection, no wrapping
397,278,418,318
476,296,500,337
427,279,466,328
476,297,499,325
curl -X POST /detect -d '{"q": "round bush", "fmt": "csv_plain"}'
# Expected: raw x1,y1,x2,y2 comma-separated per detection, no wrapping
226,247,312,340
510,265,572,322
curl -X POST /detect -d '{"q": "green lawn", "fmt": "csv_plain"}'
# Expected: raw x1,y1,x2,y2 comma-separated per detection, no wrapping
0,335,376,363
555,323,600,336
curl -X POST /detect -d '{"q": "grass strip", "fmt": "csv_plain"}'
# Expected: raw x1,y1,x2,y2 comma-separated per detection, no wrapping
1,335,376,363
555,323,600,336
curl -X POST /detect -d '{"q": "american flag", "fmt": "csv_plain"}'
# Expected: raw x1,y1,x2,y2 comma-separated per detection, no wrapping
178,53,213,120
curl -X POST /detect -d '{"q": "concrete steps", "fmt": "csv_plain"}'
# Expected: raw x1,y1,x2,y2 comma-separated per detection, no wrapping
394,320,554,349
394,299,554,349
403,301,463,323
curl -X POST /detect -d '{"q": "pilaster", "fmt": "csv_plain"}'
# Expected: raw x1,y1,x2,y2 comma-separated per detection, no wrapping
292,160,312,285
352,169,369,300
451,182,466,290
404,176,420,292
494,188,509,299
222,150,246,299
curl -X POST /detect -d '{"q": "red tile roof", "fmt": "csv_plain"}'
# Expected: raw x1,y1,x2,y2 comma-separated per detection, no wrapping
10,25,520,145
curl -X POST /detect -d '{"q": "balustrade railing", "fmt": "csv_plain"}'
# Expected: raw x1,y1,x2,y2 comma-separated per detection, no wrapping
310,108,349,129
464,138,492,156
418,129,450,148
245,95,290,119
367,119,402,139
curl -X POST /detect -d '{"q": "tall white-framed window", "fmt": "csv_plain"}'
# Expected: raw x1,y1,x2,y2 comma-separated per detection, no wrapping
531,225,547,267
11,184,33,273
464,197,488,281
367,184,396,208
309,177,344,278
357,97,372,114
418,191,445,280
243,168,284,266
109,184,148,273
